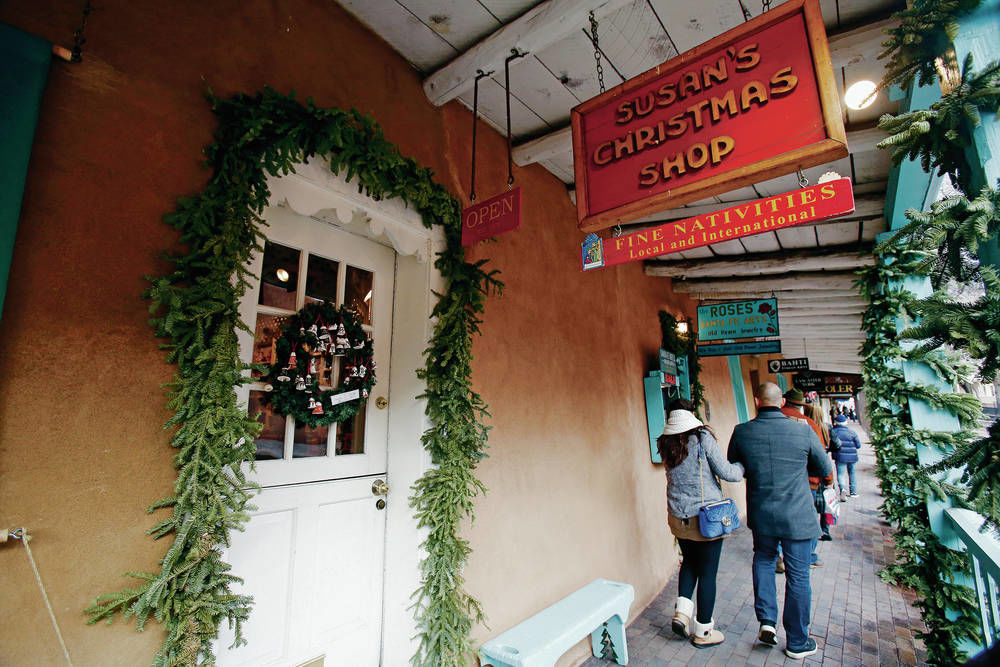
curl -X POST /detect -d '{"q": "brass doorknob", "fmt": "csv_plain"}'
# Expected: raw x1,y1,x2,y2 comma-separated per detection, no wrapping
375,396,388,409
371,479,389,496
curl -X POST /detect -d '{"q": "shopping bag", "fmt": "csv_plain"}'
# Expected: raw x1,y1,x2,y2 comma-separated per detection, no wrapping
823,487,840,525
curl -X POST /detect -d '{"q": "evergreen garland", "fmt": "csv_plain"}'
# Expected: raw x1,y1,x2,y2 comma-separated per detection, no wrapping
658,311,704,410
85,87,501,666
861,0,1000,659
878,0,982,92
856,262,980,664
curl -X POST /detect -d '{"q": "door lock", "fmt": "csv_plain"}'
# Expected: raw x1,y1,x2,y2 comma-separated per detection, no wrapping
371,479,389,496
376,499,386,510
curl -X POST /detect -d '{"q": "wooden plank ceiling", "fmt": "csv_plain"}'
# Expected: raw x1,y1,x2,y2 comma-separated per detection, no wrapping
336,0,906,374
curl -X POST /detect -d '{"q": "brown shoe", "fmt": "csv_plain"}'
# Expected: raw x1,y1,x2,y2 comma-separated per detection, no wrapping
691,620,725,648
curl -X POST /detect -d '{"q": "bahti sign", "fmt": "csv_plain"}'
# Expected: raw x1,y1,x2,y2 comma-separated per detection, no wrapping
697,298,779,342
570,0,847,233
580,178,855,269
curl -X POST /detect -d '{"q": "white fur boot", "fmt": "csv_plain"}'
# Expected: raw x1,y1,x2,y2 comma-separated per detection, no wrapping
691,618,725,648
671,596,694,637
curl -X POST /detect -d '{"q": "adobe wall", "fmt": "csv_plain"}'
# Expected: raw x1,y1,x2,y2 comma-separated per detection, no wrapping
0,2,742,664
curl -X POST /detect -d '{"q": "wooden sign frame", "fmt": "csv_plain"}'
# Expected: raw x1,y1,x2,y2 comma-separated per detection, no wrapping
571,0,847,233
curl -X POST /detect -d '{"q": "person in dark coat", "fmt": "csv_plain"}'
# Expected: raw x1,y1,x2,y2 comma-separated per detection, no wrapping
831,414,862,500
728,382,833,660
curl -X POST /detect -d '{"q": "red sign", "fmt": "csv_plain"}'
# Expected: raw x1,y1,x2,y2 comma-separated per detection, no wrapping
571,0,847,233
587,178,854,269
461,187,521,246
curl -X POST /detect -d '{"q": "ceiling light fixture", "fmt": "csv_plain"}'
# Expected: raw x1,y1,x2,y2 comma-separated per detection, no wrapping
844,80,877,110
275,268,290,282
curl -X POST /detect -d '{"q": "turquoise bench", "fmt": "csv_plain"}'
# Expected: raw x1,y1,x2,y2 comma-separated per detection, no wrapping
479,579,634,667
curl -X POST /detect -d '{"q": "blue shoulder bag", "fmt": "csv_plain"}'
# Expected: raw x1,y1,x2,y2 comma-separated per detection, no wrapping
697,441,740,538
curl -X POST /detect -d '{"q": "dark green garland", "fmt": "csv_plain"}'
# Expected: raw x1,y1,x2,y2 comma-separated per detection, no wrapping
857,261,980,664
85,88,501,667
263,302,375,427
861,0,1000,659
658,311,704,410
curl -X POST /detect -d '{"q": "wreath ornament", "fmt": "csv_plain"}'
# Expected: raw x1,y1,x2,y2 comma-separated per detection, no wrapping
264,302,376,426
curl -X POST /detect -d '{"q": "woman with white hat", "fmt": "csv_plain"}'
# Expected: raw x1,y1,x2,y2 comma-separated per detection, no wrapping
658,399,745,649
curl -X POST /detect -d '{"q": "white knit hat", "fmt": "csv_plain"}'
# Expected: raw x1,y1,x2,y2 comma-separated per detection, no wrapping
662,409,704,436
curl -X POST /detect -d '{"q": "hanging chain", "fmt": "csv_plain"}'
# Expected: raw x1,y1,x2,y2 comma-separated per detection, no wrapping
797,169,809,188
70,0,92,63
761,0,772,13
588,11,606,94
469,71,489,202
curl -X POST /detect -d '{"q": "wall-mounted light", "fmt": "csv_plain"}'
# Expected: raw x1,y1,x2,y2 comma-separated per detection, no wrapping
275,268,290,283
676,320,689,334
844,80,877,110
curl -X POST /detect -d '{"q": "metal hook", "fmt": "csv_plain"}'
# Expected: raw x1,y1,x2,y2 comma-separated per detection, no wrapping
613,223,623,237
796,169,809,189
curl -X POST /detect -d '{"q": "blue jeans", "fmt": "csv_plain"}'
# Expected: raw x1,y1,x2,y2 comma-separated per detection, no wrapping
837,461,857,495
752,532,813,650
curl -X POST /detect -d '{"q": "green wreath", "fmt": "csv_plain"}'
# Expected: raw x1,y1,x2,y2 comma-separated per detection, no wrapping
263,302,376,426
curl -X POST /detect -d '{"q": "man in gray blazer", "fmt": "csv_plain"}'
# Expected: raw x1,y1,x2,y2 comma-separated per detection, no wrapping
727,382,833,660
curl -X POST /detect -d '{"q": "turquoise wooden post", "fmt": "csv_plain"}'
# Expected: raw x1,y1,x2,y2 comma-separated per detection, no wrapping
727,356,750,423
776,372,788,393
676,355,692,401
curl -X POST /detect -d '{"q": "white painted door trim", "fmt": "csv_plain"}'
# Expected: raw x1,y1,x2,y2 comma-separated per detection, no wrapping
263,158,445,665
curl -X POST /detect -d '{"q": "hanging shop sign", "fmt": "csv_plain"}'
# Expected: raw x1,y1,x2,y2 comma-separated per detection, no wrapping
768,357,810,373
570,0,846,233
659,348,678,386
581,178,854,268
697,298,778,342
461,187,521,246
793,371,861,395
697,340,781,357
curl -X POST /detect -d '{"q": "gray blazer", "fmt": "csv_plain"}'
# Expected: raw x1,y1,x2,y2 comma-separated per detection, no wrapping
666,429,745,519
727,407,833,540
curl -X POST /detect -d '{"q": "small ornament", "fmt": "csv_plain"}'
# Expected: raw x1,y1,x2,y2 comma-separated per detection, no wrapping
277,370,291,382
288,350,297,367
264,384,274,392
353,336,365,350
335,323,350,355
350,365,360,378
305,374,312,386
307,396,317,409
307,324,318,339
358,364,367,378
318,324,331,342
362,388,369,399
311,400,324,415
299,326,305,337
309,359,317,375
295,375,306,391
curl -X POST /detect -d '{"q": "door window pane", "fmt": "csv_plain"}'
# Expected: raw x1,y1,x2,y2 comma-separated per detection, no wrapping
250,391,285,460
251,313,286,377
259,242,300,309
305,254,340,305
345,265,374,325
336,409,366,455
293,421,329,458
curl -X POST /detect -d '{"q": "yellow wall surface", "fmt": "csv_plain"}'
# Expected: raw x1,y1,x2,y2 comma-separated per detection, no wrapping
0,2,743,665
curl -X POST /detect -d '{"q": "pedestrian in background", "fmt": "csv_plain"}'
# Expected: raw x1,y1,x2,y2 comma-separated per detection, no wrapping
659,399,745,649
728,383,833,660
782,390,836,549
831,413,862,500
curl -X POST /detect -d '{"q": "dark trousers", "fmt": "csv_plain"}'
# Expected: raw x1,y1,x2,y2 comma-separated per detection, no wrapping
677,538,724,623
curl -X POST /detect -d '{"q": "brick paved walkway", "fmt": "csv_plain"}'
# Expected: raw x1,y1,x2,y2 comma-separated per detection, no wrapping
584,422,929,666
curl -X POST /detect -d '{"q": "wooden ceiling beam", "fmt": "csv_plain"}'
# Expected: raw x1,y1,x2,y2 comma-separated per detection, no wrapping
646,246,874,279
673,271,858,294
422,0,634,106
697,290,863,301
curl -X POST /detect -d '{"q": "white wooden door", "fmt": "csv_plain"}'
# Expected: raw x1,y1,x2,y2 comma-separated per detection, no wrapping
219,205,395,666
